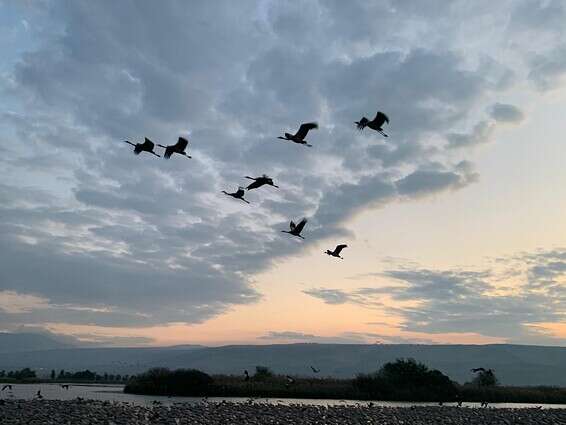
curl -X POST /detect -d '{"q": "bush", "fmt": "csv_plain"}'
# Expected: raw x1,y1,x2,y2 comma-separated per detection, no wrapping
354,358,457,401
470,369,499,387
253,366,274,381
124,368,213,396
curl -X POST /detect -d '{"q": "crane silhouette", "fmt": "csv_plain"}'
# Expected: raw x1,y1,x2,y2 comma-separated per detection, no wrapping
325,244,348,259
310,366,320,373
244,175,279,190
1,385,12,391
123,137,161,157
157,137,191,159
278,122,318,147
355,111,389,137
281,218,307,239
222,187,250,204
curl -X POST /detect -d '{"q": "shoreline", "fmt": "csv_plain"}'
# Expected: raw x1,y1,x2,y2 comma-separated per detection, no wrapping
1,399,565,425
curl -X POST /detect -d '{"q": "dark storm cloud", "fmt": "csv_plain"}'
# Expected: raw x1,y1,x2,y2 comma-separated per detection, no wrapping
2,0,566,339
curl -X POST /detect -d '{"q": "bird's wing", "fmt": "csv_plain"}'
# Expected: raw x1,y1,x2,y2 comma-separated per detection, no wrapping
295,122,318,139
295,218,308,233
176,137,189,150
289,221,296,230
373,111,389,125
335,244,348,254
246,181,262,190
144,137,155,149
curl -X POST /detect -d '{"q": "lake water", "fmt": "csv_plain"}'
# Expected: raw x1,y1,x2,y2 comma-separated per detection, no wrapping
2,383,566,409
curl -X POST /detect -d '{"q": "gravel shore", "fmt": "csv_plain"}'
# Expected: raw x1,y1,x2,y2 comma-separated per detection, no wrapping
1,399,565,425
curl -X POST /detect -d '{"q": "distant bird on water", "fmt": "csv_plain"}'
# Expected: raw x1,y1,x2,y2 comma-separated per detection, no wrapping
157,137,191,159
123,137,161,157
60,384,69,390
35,390,42,399
310,366,320,373
222,187,250,204
285,376,295,386
355,111,389,137
1,385,12,391
278,122,318,147
281,218,307,239
325,244,347,259
245,175,279,190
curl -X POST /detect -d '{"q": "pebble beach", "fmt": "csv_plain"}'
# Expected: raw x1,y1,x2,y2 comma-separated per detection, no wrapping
1,399,566,425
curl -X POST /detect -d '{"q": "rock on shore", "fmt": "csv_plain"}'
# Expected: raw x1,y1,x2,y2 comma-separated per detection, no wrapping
1,399,565,424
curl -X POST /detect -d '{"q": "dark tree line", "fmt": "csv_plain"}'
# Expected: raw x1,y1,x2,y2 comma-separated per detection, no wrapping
0,368,36,380
1,368,133,382
50,369,131,382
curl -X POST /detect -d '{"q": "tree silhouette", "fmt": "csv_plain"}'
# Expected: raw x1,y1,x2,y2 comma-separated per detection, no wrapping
354,358,457,401
253,366,274,381
471,369,499,387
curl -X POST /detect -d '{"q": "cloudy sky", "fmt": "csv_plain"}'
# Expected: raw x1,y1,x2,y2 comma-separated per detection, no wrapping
1,0,566,347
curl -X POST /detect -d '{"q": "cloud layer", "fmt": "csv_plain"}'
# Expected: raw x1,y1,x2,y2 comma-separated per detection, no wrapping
305,248,566,344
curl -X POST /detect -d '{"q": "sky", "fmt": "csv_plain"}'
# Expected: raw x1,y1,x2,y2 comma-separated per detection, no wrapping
1,0,566,347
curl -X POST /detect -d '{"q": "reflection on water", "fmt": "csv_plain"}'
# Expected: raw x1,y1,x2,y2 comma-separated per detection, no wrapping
1,383,566,410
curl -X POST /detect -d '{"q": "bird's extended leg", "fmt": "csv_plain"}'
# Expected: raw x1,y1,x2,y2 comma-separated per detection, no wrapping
240,198,250,204
378,129,388,137
150,151,161,157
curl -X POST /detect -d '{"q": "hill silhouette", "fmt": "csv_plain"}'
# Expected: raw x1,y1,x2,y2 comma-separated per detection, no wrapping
1,340,566,386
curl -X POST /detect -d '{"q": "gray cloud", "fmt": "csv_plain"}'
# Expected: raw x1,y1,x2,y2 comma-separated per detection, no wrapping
259,330,373,344
305,248,566,344
490,103,525,123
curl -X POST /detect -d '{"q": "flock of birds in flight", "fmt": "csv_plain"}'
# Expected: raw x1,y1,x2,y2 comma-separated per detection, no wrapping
123,110,391,260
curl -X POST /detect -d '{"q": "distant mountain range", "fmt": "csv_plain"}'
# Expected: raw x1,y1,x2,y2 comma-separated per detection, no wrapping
0,333,565,386
0,332,72,353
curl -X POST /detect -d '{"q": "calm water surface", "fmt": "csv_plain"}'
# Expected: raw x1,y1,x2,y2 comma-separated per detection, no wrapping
2,383,566,410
